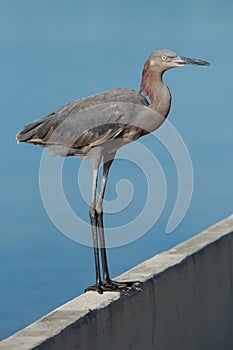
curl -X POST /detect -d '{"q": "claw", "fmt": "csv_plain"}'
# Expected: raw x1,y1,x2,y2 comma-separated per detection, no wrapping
85,280,141,295
85,284,104,294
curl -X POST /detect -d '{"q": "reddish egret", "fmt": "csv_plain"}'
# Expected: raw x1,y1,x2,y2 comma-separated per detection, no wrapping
16,49,210,294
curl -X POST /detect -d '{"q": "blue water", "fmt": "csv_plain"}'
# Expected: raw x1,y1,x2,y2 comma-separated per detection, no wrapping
1,0,233,340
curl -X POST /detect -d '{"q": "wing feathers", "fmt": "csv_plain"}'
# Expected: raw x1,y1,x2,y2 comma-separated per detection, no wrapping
16,88,159,156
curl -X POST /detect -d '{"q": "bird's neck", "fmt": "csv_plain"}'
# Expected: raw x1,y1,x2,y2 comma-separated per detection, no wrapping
140,65,171,118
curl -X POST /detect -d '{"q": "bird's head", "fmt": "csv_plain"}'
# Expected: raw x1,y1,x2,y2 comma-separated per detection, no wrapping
147,49,210,72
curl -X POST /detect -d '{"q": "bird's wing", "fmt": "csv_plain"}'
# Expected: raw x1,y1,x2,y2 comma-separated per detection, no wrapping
16,88,164,154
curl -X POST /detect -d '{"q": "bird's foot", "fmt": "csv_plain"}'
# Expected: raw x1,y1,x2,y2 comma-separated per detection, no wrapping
104,279,141,292
85,279,141,295
85,284,104,294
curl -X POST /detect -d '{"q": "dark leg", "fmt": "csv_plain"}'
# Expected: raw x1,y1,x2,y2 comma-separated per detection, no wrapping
85,208,104,293
96,153,115,283
96,153,141,293
97,211,139,293
85,155,103,294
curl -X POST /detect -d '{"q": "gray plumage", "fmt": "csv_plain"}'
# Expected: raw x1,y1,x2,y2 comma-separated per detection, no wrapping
16,49,210,294
16,88,162,159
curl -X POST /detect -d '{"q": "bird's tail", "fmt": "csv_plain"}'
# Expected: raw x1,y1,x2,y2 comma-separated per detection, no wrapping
16,119,43,144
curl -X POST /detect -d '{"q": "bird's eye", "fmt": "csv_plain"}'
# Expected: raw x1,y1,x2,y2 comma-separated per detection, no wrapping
161,56,168,62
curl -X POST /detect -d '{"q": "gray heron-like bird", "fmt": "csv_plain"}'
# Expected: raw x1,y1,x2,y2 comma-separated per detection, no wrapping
16,49,210,294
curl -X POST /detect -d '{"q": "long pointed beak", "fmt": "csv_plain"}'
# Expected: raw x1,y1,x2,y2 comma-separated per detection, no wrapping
174,56,211,66
180,56,211,66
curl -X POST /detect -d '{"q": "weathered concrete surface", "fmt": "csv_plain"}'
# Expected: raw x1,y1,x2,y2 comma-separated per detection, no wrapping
1,214,233,350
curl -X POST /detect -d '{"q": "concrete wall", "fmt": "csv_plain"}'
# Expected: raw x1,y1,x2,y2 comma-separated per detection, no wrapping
1,214,233,350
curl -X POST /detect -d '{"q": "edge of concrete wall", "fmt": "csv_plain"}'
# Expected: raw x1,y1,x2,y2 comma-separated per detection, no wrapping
1,214,233,350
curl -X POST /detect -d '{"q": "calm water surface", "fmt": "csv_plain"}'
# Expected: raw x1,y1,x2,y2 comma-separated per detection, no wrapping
1,0,233,340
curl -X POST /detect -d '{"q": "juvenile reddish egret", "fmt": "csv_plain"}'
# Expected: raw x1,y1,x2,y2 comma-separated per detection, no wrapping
16,49,210,294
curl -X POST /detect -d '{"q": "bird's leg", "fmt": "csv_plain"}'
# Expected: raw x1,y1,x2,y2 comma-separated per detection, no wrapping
95,152,116,215
96,153,115,282
85,155,103,294
97,212,139,293
96,154,141,293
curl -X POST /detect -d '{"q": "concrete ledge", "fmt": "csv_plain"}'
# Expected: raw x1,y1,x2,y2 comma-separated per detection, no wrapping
1,214,233,350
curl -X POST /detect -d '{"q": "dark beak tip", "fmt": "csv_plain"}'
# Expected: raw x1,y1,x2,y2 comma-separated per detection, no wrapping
187,58,210,66
197,60,211,66
179,56,211,66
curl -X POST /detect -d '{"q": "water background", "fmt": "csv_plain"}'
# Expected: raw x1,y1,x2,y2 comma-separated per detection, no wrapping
1,0,233,340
